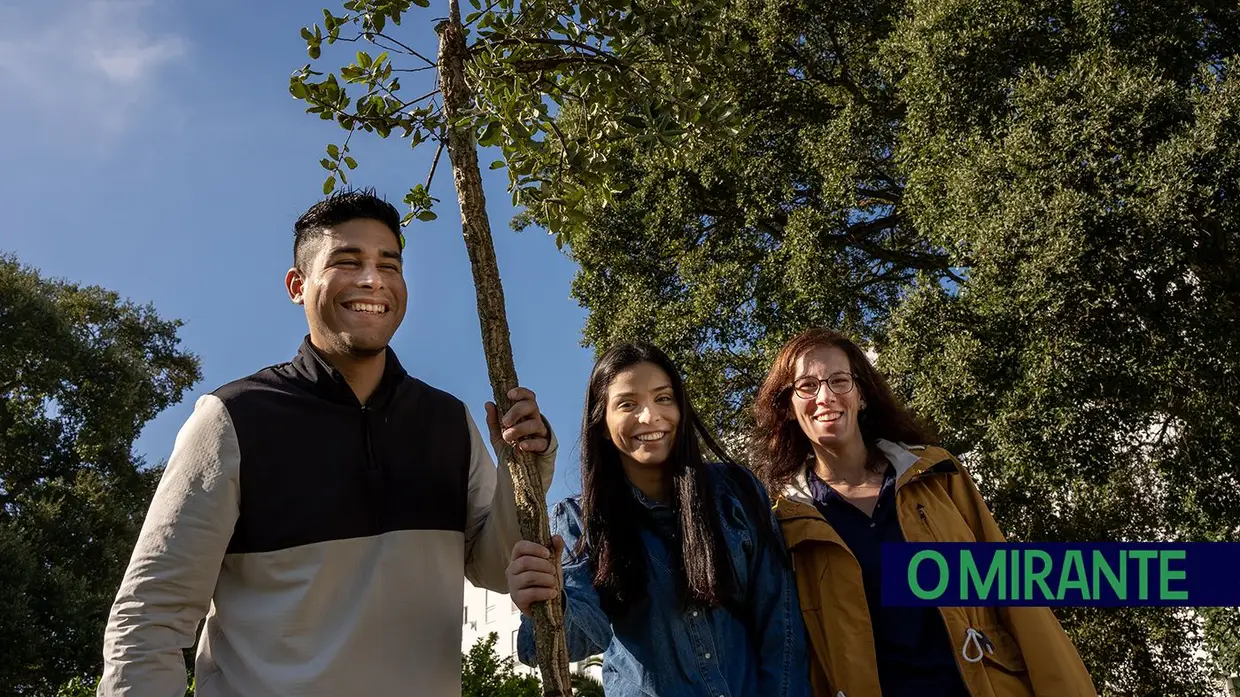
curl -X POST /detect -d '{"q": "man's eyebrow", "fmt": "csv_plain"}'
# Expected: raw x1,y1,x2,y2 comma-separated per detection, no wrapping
326,246,403,262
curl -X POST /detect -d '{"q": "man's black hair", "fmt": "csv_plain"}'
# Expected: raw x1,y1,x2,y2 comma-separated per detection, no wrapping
293,187,403,270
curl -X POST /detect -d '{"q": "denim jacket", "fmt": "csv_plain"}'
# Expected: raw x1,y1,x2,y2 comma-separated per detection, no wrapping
517,464,812,697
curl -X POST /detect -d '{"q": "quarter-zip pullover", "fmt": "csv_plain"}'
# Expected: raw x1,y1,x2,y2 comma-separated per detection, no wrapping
99,337,557,697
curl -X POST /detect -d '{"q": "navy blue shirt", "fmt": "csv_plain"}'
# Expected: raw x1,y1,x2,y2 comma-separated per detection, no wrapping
806,465,968,697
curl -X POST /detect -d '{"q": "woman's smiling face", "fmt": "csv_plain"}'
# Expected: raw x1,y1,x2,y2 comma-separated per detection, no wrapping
604,361,681,471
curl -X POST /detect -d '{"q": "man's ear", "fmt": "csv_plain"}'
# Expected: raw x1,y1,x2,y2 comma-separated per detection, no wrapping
286,267,306,305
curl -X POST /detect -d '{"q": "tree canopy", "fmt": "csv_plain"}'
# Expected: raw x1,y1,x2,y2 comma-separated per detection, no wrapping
524,1,1240,693
0,256,201,694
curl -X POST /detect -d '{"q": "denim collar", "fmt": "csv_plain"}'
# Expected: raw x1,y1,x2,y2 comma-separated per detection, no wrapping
629,480,672,510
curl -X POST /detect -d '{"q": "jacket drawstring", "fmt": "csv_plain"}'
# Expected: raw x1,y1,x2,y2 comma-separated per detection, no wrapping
961,627,995,663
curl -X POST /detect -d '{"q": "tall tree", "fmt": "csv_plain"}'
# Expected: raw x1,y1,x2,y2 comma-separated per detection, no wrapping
514,0,1240,694
289,2,739,692
0,255,201,694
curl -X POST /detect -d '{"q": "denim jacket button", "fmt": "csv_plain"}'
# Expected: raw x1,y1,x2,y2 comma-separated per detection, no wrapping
704,652,711,659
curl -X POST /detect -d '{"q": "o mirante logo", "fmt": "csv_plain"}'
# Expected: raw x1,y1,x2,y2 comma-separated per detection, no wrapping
881,543,1240,607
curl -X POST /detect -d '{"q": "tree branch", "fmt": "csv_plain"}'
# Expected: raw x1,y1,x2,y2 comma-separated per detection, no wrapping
426,140,445,190
373,32,439,67
856,187,902,205
829,214,963,280
335,31,437,68
545,118,569,178
471,36,619,64
401,88,441,110
508,55,622,73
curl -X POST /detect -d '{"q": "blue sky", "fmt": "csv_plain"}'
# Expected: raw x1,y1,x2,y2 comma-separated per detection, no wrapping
0,0,597,504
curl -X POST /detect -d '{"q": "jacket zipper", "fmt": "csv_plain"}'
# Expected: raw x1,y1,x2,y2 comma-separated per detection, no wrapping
361,404,381,533
916,503,935,540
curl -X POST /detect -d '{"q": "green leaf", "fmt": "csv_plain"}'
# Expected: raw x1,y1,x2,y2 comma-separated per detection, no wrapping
308,44,321,60
412,0,430,6
621,115,645,129
344,156,358,169
489,159,506,169
322,176,336,194
416,210,438,221
479,121,501,147
300,27,314,42
327,144,340,159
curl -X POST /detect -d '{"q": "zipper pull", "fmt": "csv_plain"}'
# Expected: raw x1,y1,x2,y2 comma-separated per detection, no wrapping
916,504,935,538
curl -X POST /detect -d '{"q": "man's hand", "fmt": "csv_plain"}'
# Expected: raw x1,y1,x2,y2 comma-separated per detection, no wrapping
506,536,565,616
486,386,550,454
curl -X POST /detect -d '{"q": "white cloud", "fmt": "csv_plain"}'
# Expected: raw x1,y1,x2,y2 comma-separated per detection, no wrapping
0,0,188,136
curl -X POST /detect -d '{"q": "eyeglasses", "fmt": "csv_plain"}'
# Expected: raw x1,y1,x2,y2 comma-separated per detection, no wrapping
790,372,856,399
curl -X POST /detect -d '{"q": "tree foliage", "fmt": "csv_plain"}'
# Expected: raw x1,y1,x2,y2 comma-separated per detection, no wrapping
289,0,745,244
569,672,604,697
0,255,201,694
462,633,543,697
514,1,1239,694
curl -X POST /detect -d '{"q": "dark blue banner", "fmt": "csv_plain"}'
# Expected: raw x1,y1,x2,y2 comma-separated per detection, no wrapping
880,543,1240,607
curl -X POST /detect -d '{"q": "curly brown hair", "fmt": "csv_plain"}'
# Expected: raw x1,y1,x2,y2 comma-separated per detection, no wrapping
750,328,938,494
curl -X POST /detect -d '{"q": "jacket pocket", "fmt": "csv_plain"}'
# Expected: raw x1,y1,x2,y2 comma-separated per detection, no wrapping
966,624,1035,697
915,500,979,543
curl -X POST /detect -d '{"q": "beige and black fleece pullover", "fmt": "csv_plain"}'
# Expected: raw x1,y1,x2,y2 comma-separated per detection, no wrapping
98,337,555,697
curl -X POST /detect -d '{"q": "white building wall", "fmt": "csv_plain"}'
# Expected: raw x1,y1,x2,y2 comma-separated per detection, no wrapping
461,579,603,682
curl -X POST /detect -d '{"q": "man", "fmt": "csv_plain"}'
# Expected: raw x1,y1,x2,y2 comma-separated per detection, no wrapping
98,189,556,696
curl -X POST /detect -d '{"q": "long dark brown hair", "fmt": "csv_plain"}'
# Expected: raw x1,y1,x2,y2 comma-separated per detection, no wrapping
751,327,938,494
578,342,775,617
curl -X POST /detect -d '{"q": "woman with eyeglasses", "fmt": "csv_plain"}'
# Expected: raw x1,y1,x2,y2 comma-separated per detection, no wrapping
750,327,1095,697
505,342,811,697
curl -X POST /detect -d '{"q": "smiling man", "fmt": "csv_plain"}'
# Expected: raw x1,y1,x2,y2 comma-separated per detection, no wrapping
98,189,557,697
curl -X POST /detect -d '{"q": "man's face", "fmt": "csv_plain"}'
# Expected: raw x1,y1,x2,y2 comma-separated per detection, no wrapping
286,218,407,358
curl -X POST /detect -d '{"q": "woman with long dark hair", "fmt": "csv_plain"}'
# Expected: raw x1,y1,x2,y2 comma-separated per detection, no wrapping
507,342,811,697
751,327,1095,697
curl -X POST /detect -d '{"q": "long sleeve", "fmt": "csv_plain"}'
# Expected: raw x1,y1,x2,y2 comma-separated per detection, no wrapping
741,479,813,697
949,463,1097,697
463,409,557,592
98,394,241,697
517,498,615,665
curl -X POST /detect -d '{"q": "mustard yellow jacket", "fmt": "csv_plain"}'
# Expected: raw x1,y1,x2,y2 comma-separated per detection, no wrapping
774,441,1097,697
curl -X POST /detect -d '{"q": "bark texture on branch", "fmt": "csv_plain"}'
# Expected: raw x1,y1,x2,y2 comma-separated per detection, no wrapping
435,9,574,697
